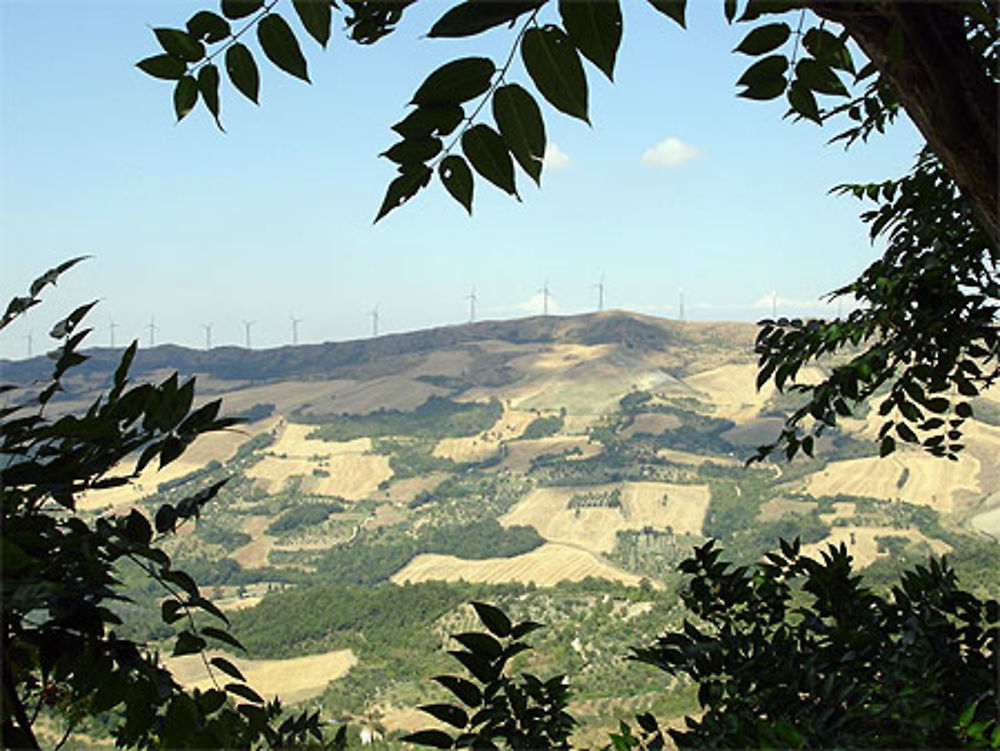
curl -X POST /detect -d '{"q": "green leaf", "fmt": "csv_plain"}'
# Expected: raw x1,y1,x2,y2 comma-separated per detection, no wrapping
509,620,543,638
161,599,184,624
226,43,260,104
197,64,223,130
559,0,622,81
173,630,207,656
154,28,205,62
802,27,854,73
647,0,686,28
787,80,820,123
724,0,737,23
381,137,442,165
521,26,589,123
795,59,848,96
412,57,495,107
492,83,545,185
203,626,246,652
221,0,264,20
225,682,264,704
293,0,332,47
879,435,896,457
393,105,465,139
462,124,517,196
173,76,198,121
736,54,788,100
439,155,474,214
401,730,455,749
136,54,187,81
734,22,790,55
429,1,543,38
258,13,310,82
471,601,512,637
433,675,482,708
155,504,178,533
374,165,432,222
187,11,231,43
419,703,469,729
452,632,503,660
211,656,246,682
896,422,918,443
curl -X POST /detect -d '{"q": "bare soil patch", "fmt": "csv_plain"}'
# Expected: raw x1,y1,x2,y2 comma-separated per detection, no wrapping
166,649,356,705
391,543,642,587
499,436,601,473
801,526,951,569
500,482,709,553
621,412,682,438
804,452,980,513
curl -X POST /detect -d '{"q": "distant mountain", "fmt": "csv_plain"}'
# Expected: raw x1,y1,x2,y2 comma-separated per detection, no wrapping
0,311,757,387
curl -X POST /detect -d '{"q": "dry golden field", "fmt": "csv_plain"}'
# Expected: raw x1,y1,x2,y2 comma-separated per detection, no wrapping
390,542,642,587
803,451,980,513
802,525,952,568
499,436,602,473
620,412,682,438
500,482,710,554
77,418,278,511
432,407,538,462
165,649,356,704
245,423,391,499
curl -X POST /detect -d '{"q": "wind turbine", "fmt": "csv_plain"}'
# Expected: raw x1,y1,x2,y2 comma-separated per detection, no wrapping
465,287,477,323
679,287,685,322
369,305,380,337
202,323,213,350
109,319,118,348
146,317,159,347
290,315,302,346
540,280,551,316
24,332,33,358
593,275,605,312
242,320,255,349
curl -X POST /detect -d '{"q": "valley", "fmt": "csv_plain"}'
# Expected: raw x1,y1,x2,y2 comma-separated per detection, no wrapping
46,310,999,744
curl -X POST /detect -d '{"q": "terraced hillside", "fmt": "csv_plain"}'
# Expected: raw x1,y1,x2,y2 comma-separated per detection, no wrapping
21,311,996,744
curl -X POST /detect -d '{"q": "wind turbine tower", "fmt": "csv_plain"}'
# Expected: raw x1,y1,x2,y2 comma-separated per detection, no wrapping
594,275,605,312
465,287,477,323
25,332,33,358
146,317,159,347
242,320,255,349
290,315,302,346
540,280,551,316
202,323,213,350
679,288,685,322
370,305,380,337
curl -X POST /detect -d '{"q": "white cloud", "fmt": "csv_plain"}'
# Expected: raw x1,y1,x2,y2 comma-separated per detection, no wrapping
543,142,571,170
515,291,562,315
641,137,702,168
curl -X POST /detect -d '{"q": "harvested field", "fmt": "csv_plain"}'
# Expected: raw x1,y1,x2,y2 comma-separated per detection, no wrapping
500,482,710,553
380,473,450,504
391,542,642,586
758,497,818,521
621,412,682,438
166,649,356,704
231,516,275,569
499,436,601,473
801,526,951,569
684,362,772,423
76,420,275,511
432,408,537,463
655,447,740,467
804,452,980,513
246,427,391,500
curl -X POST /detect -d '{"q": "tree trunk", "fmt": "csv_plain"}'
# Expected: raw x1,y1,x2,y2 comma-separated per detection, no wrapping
807,1,998,247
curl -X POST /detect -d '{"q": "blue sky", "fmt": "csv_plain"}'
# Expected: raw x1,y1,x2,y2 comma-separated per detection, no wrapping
0,0,923,359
